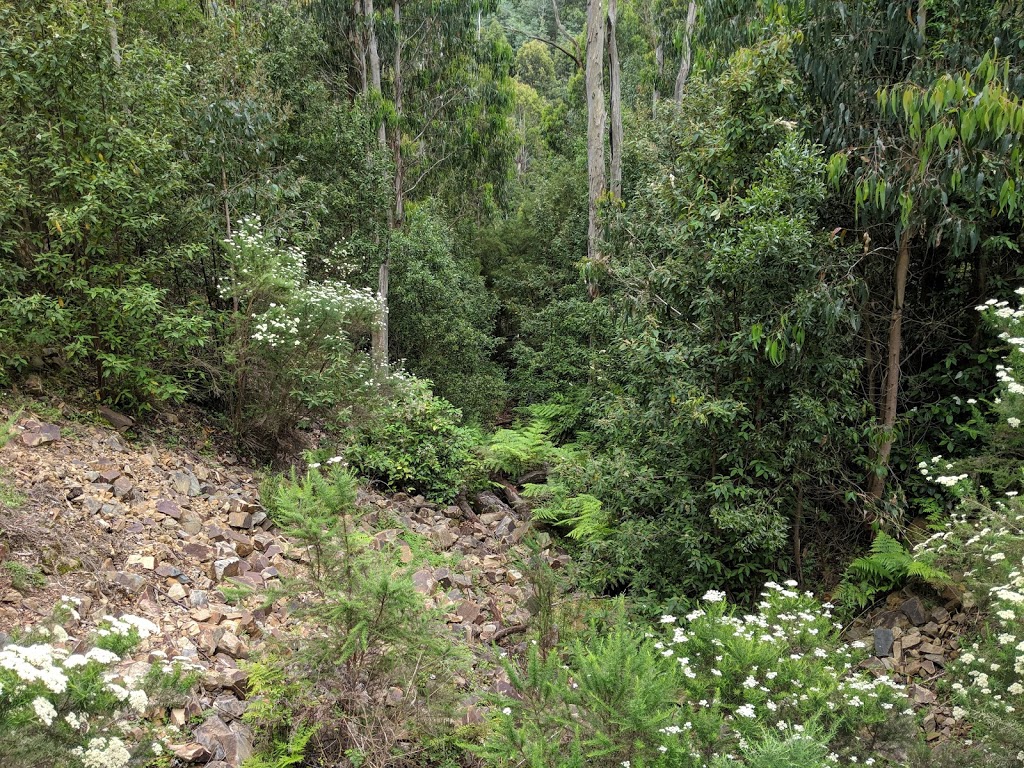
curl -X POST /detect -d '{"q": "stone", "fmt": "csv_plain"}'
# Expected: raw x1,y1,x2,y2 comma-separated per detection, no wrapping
167,583,189,601
218,631,248,659
98,468,122,483
171,469,202,497
180,511,204,536
909,684,937,705
873,627,895,657
412,569,437,595
227,512,253,530
156,564,185,579
109,572,146,593
21,422,61,447
213,695,248,720
198,626,226,655
456,600,481,625
112,476,135,500
184,543,215,562
171,743,211,762
193,715,253,765
98,406,135,431
78,497,103,514
901,596,927,626
212,558,242,581
430,526,458,550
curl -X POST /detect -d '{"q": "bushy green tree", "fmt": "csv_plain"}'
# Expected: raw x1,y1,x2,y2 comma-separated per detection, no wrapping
558,40,866,601
0,0,209,408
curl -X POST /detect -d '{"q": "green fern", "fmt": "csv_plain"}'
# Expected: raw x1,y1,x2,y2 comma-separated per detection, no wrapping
533,493,612,542
836,531,951,610
481,418,559,477
0,408,23,450
242,725,318,768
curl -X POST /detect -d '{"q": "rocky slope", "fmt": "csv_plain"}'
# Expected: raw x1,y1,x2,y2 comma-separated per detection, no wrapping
0,404,562,766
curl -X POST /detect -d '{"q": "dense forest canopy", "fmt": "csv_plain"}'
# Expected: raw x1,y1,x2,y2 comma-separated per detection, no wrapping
8,0,1024,766
3,0,1024,601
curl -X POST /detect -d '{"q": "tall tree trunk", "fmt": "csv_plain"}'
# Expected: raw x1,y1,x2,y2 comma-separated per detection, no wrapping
353,0,368,95
391,0,404,228
869,229,912,500
607,0,623,200
674,0,697,101
585,0,607,265
365,0,386,147
372,0,403,370
105,0,121,68
653,36,664,117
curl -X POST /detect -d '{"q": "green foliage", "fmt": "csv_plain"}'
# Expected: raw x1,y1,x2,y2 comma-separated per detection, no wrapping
246,464,467,766
389,204,507,423
242,724,317,768
481,417,559,478
481,585,914,768
553,39,865,601
214,216,381,453
0,601,191,768
0,409,23,450
835,531,951,611
2,561,45,593
0,0,209,409
528,489,611,542
345,375,483,503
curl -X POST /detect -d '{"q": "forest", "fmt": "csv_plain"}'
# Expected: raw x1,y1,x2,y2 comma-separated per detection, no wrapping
3,0,1024,766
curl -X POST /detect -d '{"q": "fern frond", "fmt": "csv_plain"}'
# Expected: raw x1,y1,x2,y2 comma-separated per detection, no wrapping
534,494,611,542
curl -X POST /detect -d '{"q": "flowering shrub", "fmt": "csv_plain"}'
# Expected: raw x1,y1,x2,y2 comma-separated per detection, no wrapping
482,583,913,768
903,500,1024,764
216,216,383,450
0,598,197,768
881,287,1024,764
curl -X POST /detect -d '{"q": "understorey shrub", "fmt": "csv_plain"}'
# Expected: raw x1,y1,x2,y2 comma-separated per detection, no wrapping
897,286,1024,765
246,464,468,767
214,216,381,453
0,0,209,409
481,583,913,768
344,373,483,503
0,599,199,768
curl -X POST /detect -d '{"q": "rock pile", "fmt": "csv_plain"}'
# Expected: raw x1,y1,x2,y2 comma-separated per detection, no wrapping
0,411,566,765
848,593,975,742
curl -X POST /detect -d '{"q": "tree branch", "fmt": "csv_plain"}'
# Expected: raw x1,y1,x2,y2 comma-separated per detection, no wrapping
505,26,581,69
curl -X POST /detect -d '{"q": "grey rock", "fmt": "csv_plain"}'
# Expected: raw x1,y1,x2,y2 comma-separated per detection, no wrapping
171,469,202,497
873,627,895,657
901,596,927,626
21,422,61,447
193,715,253,766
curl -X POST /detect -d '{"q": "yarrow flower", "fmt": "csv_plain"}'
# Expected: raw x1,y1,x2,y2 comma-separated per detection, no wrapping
32,696,57,726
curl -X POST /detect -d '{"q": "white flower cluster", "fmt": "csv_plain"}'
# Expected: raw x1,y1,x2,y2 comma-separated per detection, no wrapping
74,736,132,768
647,581,909,763
97,614,159,640
0,603,171,767
309,455,347,470
0,643,69,693
918,456,969,488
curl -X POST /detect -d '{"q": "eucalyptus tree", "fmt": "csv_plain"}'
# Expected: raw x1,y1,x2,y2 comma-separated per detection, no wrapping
331,0,516,366
793,0,1024,502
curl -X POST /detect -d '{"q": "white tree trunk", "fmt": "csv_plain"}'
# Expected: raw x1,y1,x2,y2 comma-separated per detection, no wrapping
607,0,622,200
105,0,121,68
585,0,607,264
365,0,386,147
674,0,697,101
